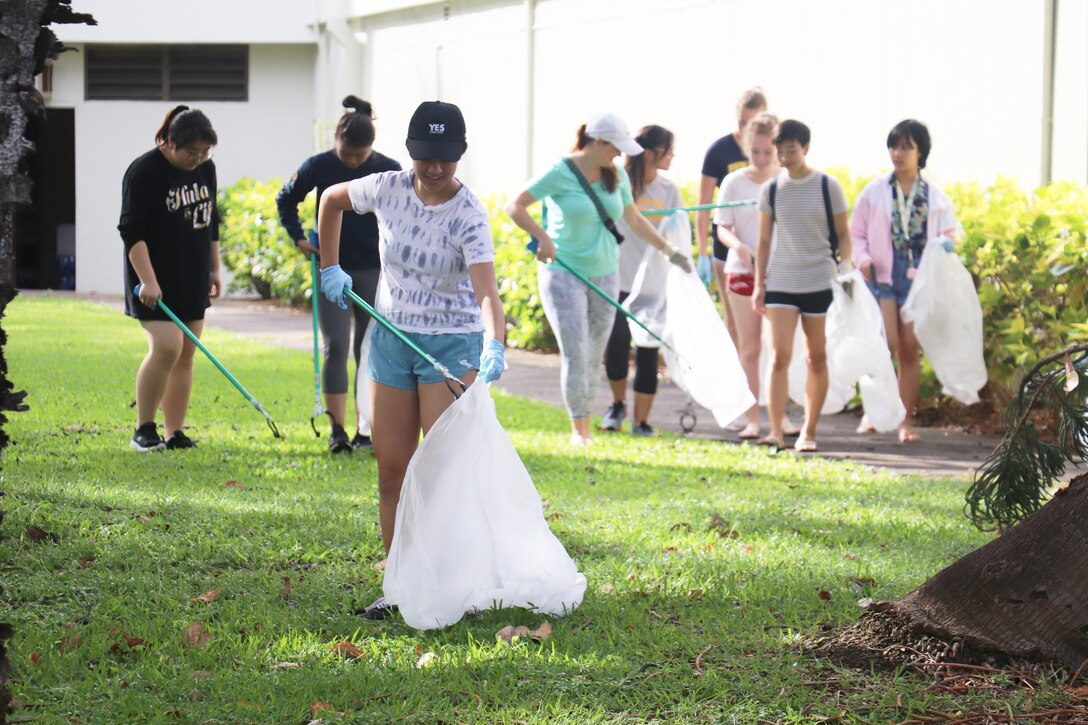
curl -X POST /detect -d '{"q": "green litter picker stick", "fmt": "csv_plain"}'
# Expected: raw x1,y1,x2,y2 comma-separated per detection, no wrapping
134,284,282,438
307,237,331,436
641,199,756,217
342,287,468,400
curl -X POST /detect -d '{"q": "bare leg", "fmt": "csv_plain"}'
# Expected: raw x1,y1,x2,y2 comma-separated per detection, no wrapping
136,321,184,427
727,288,762,429
325,392,347,427
607,378,626,406
798,314,828,449
764,307,798,443
895,309,922,442
633,392,654,425
160,319,203,435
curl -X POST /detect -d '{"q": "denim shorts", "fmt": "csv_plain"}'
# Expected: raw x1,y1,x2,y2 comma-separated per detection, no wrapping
367,325,482,390
865,247,915,306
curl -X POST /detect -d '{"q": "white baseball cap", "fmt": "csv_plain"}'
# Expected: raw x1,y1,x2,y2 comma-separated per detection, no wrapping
584,112,644,156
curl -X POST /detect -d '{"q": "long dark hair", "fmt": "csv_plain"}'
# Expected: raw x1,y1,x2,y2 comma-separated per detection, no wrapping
625,125,673,199
572,124,618,193
155,105,217,147
336,95,376,148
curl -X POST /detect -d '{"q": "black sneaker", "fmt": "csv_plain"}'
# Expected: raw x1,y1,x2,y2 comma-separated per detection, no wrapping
351,432,373,449
130,422,165,452
328,424,352,454
599,401,626,431
166,430,197,450
354,596,397,620
632,421,656,437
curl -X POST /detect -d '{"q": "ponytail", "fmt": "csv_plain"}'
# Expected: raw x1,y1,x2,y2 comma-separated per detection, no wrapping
335,95,376,148
155,105,217,148
625,125,673,199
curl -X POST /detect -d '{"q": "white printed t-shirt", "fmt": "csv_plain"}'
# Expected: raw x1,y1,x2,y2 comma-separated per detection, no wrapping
346,170,494,334
714,169,774,276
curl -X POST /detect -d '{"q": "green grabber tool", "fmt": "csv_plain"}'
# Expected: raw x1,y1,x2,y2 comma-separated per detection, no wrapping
341,287,468,400
134,284,282,438
306,232,332,436
641,199,756,217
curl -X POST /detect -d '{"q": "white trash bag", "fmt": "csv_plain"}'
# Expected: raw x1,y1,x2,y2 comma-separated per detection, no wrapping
658,213,756,427
622,242,669,349
826,270,906,432
900,240,987,404
383,382,587,630
353,323,375,437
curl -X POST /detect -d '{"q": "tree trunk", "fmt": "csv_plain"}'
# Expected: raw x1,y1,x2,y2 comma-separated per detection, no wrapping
1,3,93,722
815,472,1088,669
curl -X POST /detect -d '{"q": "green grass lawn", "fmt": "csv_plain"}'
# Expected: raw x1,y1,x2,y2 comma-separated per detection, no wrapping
0,295,1070,723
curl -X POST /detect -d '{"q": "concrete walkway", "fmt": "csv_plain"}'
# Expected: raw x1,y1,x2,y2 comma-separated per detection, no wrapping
53,292,1002,478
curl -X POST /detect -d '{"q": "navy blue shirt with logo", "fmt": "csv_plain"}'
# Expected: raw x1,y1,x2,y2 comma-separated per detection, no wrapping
118,148,220,321
276,149,401,271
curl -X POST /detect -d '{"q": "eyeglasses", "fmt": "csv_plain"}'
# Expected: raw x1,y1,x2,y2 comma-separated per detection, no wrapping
181,146,214,163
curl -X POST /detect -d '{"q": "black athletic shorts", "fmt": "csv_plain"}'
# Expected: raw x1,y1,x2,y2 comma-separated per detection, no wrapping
764,289,833,316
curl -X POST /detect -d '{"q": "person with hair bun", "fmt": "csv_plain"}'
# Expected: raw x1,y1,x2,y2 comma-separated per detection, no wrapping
599,124,681,436
506,113,692,447
120,105,220,451
277,95,401,453
850,119,959,443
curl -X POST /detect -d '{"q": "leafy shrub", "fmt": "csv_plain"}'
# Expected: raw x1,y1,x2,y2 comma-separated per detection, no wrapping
217,177,314,304
953,177,1088,396
483,195,556,352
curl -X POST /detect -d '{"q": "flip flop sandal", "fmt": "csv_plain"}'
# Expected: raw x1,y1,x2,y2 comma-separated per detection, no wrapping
738,422,761,440
757,435,784,450
899,429,921,443
793,437,818,452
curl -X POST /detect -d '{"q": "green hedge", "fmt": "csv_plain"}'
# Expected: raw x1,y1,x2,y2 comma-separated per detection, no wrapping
218,174,1088,403
217,177,314,305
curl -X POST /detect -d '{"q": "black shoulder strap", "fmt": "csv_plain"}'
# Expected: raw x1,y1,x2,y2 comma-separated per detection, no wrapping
822,173,839,261
769,178,777,222
562,157,624,244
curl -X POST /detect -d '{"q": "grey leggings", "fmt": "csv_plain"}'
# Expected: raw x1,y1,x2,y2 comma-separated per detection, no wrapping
538,264,618,419
319,266,380,395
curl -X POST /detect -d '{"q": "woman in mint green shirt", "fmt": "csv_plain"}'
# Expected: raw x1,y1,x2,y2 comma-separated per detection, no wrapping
506,112,691,446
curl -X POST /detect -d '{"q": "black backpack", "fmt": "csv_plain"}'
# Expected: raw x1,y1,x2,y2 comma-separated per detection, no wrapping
768,173,839,262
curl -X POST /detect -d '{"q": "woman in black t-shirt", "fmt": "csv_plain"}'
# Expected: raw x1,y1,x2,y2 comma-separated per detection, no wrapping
276,96,401,454
119,106,220,452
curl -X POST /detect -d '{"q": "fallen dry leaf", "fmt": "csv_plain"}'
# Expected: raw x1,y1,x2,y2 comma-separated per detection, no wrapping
331,641,365,659
311,701,334,717
819,590,832,601
851,576,876,587
122,632,147,649
28,651,41,664
77,556,96,568
414,643,423,656
371,558,387,571
64,423,85,432
225,480,244,488
183,621,213,648
270,661,301,670
191,587,222,604
280,577,292,598
601,584,615,595
27,525,56,543
190,669,211,679
58,623,82,651
495,625,534,644
528,622,552,641
416,651,437,668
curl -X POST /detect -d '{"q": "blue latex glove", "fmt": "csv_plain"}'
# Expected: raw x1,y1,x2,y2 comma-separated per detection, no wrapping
319,264,352,309
696,255,713,285
940,238,955,253
307,229,320,249
478,339,506,383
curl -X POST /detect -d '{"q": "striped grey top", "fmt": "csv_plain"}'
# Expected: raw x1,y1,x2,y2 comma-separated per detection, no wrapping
758,171,847,294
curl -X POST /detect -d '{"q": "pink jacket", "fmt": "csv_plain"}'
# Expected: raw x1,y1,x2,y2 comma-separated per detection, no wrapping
850,173,958,285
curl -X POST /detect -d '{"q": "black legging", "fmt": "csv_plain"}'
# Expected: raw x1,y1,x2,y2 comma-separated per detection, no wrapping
603,291,659,395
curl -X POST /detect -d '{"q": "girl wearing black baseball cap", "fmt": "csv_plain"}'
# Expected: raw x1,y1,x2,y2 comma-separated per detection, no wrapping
315,101,505,619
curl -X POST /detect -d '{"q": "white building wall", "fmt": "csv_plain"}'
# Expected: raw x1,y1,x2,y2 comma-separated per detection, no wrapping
48,44,317,294
347,0,1085,197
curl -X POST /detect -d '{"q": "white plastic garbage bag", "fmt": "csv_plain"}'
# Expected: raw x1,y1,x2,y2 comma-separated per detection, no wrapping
826,270,905,432
900,240,987,405
622,212,687,348
353,323,375,437
758,318,849,414
660,212,756,427
383,382,587,630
